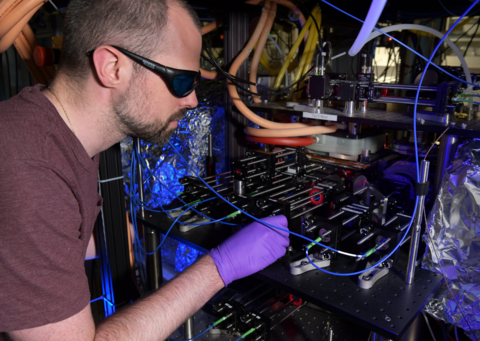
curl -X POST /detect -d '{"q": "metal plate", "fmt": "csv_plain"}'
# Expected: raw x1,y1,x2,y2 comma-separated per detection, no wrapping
168,304,371,341
247,102,480,138
139,212,443,340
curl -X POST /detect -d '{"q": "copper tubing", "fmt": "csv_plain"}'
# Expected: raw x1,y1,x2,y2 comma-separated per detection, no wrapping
244,125,336,137
246,135,315,146
250,2,276,103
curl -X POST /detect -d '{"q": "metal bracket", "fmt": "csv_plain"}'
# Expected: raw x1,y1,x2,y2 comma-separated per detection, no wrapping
169,209,193,218
179,216,211,232
289,255,330,275
357,259,393,289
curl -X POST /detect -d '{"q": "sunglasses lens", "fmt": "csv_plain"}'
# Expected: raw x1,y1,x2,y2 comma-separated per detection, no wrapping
173,74,197,97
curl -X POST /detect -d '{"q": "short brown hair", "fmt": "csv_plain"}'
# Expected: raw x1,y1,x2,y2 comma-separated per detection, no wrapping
59,0,201,82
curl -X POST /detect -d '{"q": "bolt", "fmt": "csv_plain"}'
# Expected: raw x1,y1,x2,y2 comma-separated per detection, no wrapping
385,315,392,322
450,121,456,126
461,123,467,129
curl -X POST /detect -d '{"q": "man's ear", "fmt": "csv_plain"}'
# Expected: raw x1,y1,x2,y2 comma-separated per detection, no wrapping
91,46,133,88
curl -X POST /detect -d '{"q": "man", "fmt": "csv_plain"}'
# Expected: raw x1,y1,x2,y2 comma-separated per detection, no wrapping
0,0,289,339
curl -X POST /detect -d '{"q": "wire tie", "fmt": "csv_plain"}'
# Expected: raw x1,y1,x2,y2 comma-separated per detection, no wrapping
98,175,124,183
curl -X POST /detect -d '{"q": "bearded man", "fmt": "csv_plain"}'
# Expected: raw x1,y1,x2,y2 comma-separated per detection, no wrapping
0,0,289,340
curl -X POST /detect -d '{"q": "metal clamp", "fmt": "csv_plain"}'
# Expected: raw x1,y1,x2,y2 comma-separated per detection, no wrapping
179,216,211,232
289,254,330,275
357,259,393,289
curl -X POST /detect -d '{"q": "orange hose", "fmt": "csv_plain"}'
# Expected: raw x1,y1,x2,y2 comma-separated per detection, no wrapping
13,35,47,84
0,0,21,22
201,19,222,35
227,3,310,130
245,0,306,27
0,0,45,39
17,29,51,83
0,1,41,53
200,20,223,79
246,135,315,146
244,125,336,137
22,23,55,78
250,2,276,103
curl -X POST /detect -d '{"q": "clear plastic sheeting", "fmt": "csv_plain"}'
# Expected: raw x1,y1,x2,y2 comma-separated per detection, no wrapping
422,139,480,340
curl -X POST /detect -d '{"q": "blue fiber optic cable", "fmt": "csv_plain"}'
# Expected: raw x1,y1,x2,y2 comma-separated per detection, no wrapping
167,141,362,259
413,0,479,178
129,146,236,257
301,0,479,276
320,0,479,88
132,142,238,226
167,324,214,341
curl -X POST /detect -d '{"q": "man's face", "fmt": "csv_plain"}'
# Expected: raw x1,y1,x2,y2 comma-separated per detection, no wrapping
112,5,201,147
113,72,188,146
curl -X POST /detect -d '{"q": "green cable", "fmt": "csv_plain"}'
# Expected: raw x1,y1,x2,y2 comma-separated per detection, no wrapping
453,97,480,105
213,314,231,326
186,199,201,206
306,236,323,250
363,246,378,258
227,210,241,218
176,191,184,195
240,328,256,339
458,93,480,98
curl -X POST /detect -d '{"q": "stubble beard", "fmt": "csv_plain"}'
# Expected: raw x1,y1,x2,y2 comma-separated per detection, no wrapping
113,75,187,147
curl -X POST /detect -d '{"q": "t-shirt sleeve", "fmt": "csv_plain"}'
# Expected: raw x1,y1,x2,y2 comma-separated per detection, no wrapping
0,160,91,332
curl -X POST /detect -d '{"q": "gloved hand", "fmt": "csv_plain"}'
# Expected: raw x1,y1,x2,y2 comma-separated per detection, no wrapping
209,215,290,286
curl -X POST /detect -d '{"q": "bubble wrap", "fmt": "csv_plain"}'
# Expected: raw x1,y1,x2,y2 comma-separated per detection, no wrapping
422,139,480,340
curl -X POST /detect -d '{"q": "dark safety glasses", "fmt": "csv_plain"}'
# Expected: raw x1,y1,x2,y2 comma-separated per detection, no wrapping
86,46,201,98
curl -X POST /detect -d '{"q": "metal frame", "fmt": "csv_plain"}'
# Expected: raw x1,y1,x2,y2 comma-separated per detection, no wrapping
224,11,250,169
97,143,138,316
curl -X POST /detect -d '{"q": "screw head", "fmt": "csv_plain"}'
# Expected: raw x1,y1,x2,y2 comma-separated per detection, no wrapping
385,315,392,322
461,123,467,129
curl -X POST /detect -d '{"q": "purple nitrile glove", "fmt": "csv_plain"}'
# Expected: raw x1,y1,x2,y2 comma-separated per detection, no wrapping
209,215,290,286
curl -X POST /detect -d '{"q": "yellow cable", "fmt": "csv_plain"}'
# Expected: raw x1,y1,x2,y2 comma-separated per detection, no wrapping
301,9,321,77
292,6,319,88
274,12,314,89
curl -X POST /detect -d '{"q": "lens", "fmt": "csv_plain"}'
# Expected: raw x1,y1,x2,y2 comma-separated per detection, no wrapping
173,74,197,97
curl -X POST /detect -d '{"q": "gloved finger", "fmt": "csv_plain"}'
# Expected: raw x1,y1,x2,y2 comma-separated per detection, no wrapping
259,215,290,238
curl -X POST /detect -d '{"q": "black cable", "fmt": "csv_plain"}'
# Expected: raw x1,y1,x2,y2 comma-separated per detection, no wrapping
275,30,290,48
4,50,10,98
309,11,323,53
0,53,4,101
201,49,310,97
202,53,306,97
438,18,480,56
14,49,18,95
463,22,480,57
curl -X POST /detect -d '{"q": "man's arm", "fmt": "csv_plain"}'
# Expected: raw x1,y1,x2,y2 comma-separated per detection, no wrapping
9,255,224,341
8,215,289,341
